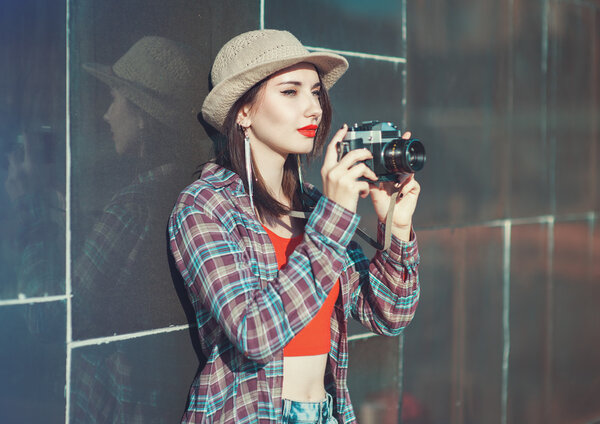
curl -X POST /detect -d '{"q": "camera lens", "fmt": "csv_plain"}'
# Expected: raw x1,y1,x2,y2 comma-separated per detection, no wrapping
383,138,426,173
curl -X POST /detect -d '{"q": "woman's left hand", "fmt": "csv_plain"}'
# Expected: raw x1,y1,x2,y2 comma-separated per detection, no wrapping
369,131,421,242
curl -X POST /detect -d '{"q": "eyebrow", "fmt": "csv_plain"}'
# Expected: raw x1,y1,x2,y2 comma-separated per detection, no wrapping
277,81,322,89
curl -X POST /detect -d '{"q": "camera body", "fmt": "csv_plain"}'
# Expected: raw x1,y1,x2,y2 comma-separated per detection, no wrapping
338,121,426,182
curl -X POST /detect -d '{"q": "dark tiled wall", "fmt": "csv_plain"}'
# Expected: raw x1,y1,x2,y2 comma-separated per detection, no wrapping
0,0,598,423
403,1,600,424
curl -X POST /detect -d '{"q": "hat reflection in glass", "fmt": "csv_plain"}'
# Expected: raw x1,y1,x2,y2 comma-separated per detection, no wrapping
83,36,206,161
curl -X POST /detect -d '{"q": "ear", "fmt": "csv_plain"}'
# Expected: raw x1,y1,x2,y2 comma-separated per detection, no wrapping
236,103,252,128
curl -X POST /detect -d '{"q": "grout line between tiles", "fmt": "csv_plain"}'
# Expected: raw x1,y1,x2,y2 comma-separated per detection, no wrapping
305,46,407,64
347,332,378,342
0,294,69,306
260,0,264,30
69,324,191,349
417,211,595,232
544,216,555,421
501,221,511,424
65,0,72,421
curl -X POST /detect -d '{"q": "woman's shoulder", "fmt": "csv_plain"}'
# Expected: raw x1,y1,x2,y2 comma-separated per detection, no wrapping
173,162,241,214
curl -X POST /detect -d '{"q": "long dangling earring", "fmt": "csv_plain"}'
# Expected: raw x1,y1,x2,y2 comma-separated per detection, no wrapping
243,128,255,213
296,154,305,194
296,154,306,210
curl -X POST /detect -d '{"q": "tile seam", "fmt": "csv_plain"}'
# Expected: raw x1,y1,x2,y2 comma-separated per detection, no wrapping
65,0,72,420
347,332,377,342
501,221,512,424
0,295,69,306
69,324,191,349
306,46,406,64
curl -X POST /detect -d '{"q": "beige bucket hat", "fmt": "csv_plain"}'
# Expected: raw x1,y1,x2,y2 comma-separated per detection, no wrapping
201,29,349,134
83,36,205,139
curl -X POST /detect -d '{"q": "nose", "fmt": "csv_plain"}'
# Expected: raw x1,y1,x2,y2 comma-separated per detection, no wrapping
304,92,322,122
103,101,114,123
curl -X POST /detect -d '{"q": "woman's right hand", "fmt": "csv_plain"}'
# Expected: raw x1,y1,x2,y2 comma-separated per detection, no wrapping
321,124,378,213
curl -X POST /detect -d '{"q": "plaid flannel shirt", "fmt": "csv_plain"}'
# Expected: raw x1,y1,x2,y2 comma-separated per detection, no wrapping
168,162,420,423
73,163,178,339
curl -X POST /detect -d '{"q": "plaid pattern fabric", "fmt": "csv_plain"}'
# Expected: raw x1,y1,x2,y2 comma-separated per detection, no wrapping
70,163,178,422
72,163,177,339
168,162,420,423
70,346,152,424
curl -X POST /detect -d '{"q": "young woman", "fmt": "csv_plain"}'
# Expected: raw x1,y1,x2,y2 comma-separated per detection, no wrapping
169,29,421,423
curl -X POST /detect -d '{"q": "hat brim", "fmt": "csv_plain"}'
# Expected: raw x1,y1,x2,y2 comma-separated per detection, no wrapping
83,62,202,139
201,51,348,134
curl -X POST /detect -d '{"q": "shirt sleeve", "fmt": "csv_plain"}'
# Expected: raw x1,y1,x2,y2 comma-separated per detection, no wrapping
348,221,420,336
169,194,360,364
72,199,147,336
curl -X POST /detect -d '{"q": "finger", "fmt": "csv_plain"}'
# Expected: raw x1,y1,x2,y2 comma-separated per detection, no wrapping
376,181,398,196
394,173,414,189
402,131,412,140
345,162,378,181
357,181,371,198
336,148,373,170
322,124,348,171
399,178,420,197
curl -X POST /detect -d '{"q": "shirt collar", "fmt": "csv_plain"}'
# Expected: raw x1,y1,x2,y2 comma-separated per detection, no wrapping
200,161,323,203
200,162,243,191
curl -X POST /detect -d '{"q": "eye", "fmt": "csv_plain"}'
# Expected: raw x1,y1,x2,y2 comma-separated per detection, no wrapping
312,89,321,97
281,89,297,96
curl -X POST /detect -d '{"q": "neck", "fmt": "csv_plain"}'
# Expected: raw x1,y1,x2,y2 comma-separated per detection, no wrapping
249,139,289,205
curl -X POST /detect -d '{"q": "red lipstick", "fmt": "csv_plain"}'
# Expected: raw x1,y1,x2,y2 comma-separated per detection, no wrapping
298,124,318,138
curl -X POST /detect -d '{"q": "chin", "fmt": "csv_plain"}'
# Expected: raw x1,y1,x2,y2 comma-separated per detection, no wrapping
294,140,315,154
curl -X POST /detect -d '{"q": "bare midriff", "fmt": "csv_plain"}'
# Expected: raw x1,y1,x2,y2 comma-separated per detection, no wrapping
282,354,328,402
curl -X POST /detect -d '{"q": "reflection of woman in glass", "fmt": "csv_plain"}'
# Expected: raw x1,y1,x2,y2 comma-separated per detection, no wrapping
169,30,421,423
74,36,208,337
3,126,64,332
71,36,207,423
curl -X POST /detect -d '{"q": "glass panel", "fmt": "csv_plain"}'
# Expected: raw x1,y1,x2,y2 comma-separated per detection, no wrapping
70,330,199,423
348,335,401,423
0,302,66,423
404,226,504,424
0,0,66,300
551,220,600,423
328,57,406,132
265,0,406,58
403,228,457,423
406,0,511,227
462,226,504,423
68,0,259,340
508,223,550,424
549,4,599,216
509,0,552,218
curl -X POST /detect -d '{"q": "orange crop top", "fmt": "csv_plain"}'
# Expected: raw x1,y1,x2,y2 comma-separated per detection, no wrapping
262,225,340,357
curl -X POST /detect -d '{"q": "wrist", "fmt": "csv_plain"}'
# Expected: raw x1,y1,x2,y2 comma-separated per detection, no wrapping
326,194,357,213
391,223,412,242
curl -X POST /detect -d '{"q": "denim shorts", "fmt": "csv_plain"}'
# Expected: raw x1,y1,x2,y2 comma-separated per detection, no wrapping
281,392,337,423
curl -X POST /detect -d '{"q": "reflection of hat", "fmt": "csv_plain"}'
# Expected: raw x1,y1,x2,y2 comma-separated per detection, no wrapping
83,36,204,139
202,29,348,134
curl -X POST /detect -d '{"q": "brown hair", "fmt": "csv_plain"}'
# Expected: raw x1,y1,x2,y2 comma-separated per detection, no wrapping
215,70,332,221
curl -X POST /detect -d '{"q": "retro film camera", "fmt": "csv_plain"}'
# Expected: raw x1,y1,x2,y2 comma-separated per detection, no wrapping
338,121,426,182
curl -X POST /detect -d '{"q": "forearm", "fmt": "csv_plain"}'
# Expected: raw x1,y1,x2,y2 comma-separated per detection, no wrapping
350,225,420,334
